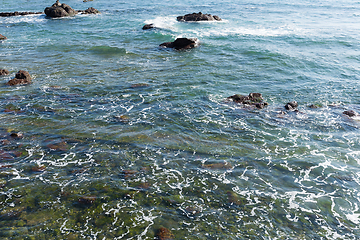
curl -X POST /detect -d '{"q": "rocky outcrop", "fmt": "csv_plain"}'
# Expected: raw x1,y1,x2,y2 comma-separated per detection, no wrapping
0,69,9,76
78,7,100,14
285,101,298,110
177,12,222,22
142,23,155,30
6,70,32,86
0,12,43,17
0,34,7,40
45,0,77,18
227,93,268,109
160,38,199,50
343,110,358,117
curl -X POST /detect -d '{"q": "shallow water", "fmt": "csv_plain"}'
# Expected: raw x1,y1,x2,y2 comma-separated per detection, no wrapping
1,0,360,239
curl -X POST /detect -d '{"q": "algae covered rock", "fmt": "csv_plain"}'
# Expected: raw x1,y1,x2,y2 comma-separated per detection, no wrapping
155,227,174,240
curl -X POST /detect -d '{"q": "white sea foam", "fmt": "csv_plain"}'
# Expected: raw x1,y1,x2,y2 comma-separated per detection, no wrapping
0,14,47,25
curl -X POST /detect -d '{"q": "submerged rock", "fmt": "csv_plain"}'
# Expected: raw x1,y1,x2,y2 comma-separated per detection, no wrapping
160,38,199,50
155,227,174,240
343,110,358,117
227,92,268,109
0,12,43,17
285,101,298,110
7,70,32,86
142,23,155,30
0,34,7,40
177,12,222,22
0,69,9,76
45,0,77,18
78,196,97,205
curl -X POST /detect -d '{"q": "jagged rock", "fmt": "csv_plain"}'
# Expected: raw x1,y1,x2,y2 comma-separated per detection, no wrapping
160,38,199,50
0,34,7,40
80,7,100,14
343,110,358,117
7,70,32,86
142,23,155,30
227,92,268,109
0,69,9,76
45,0,77,18
285,101,298,110
177,12,222,22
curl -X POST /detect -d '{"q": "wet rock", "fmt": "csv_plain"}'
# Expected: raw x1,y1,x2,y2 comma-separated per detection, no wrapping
0,69,9,76
78,196,97,205
0,12,43,17
285,101,298,110
308,104,322,109
227,92,268,109
155,227,175,240
122,169,138,179
177,12,222,22
227,191,246,205
79,7,100,14
7,70,32,86
0,34,6,40
160,38,199,50
47,141,69,151
203,162,232,170
10,132,23,139
31,165,46,172
343,110,358,117
45,0,77,18
142,23,155,30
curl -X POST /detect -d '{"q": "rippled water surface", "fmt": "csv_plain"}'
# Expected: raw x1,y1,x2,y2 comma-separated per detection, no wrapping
1,0,360,239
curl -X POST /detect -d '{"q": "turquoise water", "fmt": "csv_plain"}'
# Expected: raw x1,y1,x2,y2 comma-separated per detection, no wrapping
1,0,360,239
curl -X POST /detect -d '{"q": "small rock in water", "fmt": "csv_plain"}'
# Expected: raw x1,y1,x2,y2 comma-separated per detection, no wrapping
155,227,175,240
227,191,246,205
227,92,268,109
81,7,100,14
0,34,7,40
177,12,222,22
10,132,23,139
285,101,298,110
160,38,199,50
0,69,9,76
142,24,155,30
7,70,32,86
78,196,97,205
343,110,358,117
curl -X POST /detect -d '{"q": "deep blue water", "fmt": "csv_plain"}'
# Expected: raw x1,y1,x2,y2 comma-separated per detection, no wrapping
1,0,360,239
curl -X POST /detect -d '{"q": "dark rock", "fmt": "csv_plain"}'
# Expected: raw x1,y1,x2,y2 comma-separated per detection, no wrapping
177,12,222,22
343,110,358,117
80,7,100,14
160,38,199,50
45,1,77,18
0,34,7,40
0,69,9,76
308,104,322,109
78,196,96,205
285,101,298,110
0,12,43,17
83,0,94,2
156,227,174,240
7,70,32,86
227,92,268,109
142,23,155,30
10,132,23,139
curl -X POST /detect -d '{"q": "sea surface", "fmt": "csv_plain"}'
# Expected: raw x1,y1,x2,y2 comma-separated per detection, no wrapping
1,0,360,239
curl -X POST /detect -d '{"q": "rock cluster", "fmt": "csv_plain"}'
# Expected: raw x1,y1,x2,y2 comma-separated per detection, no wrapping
6,70,32,86
177,12,222,22
227,93,268,109
79,7,101,15
160,38,199,50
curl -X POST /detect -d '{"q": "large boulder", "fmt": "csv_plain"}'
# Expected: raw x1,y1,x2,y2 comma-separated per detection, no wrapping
160,38,199,50
44,1,77,18
177,12,222,22
7,70,32,86
0,69,9,76
227,92,268,109
0,34,7,40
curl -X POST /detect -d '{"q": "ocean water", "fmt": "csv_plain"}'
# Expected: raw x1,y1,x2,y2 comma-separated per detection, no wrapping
1,0,360,239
